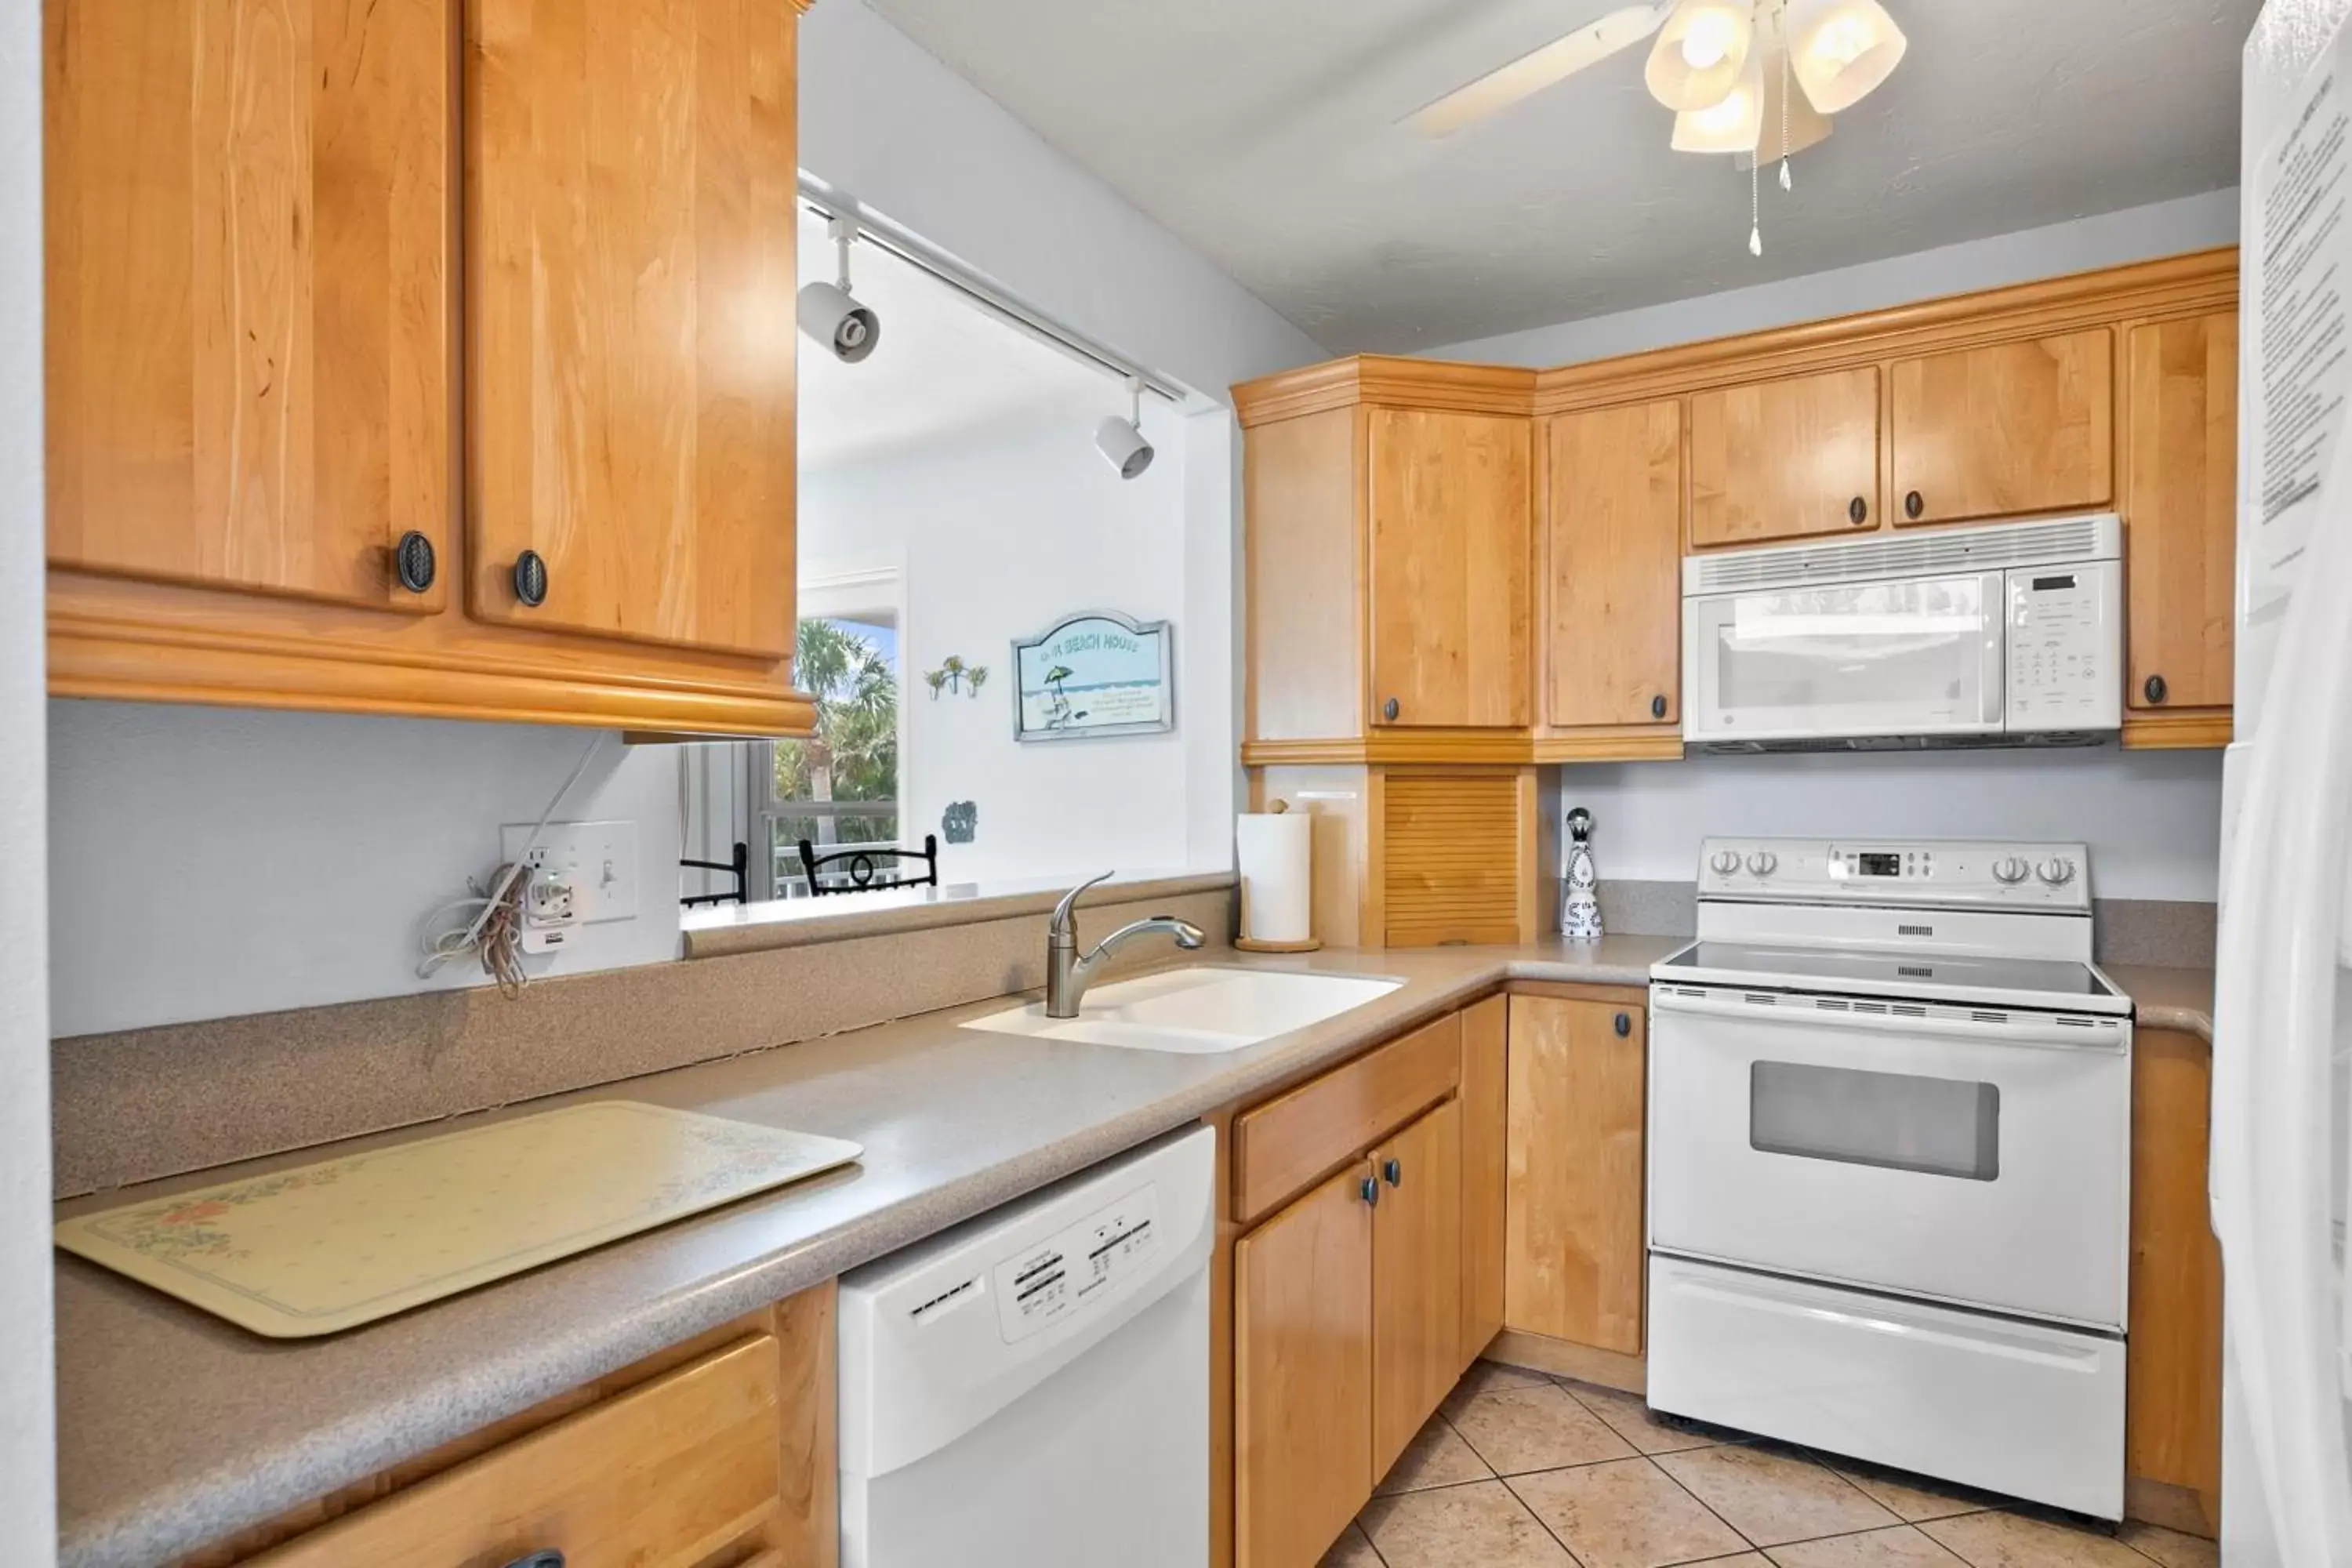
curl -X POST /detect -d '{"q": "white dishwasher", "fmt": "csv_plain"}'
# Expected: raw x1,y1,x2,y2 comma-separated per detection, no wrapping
837,1124,1214,1568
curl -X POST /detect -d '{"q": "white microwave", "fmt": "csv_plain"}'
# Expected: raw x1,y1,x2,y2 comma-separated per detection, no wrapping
1681,514,2123,751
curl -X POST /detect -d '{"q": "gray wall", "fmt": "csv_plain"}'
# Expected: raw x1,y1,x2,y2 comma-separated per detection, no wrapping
2,0,57,1552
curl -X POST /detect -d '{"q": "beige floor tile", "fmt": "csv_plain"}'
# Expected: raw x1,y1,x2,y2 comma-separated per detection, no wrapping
1318,1522,1384,1568
1766,1526,1969,1566
1375,1413,1496,1495
2114,1522,2217,1568
1657,1445,1900,1548
1918,1511,2156,1567
1442,1357,1554,1416
1449,1381,1640,1475
1359,1479,1575,1567
1507,1456,1751,1568
1817,1457,1998,1523
1562,1381,1726,1456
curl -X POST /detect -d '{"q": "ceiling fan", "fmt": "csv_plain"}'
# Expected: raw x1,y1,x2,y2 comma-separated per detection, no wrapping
1403,0,1908,250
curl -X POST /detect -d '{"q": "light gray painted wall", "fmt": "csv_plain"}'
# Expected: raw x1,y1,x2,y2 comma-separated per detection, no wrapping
47,2,1296,1039
1,0,56,1552
1430,190,2239,368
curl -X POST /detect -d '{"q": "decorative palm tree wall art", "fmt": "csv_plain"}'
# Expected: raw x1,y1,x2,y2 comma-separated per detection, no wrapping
922,655,989,698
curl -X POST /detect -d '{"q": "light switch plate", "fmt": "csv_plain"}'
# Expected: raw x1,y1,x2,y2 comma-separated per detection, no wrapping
500,819,640,933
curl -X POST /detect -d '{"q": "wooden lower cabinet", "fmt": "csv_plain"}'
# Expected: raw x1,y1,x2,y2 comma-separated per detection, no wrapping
1503,994,1646,1356
2128,1029,2225,1535
1457,996,1508,1367
1370,1100,1463,1477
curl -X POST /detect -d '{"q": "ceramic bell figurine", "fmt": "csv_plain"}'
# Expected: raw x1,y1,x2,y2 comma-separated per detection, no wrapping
1561,807,1603,943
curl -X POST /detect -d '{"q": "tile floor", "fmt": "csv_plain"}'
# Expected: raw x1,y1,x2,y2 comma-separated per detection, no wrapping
1319,1360,2218,1568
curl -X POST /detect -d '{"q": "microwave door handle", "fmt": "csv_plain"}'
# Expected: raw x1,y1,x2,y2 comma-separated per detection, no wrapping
1984,571,2007,726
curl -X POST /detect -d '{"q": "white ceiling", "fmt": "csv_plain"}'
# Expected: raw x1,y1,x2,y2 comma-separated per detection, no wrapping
863,0,2256,355
797,207,1127,470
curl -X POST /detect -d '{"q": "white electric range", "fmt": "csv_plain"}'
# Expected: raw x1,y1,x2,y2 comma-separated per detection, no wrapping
1645,837,2132,1520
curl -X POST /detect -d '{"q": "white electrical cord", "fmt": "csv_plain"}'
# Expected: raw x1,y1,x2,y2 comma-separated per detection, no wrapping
416,732,608,989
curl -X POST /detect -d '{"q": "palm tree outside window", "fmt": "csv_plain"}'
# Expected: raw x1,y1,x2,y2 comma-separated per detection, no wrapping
766,615,901,892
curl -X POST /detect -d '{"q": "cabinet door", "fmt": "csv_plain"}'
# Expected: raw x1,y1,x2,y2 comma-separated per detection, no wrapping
1544,401,1682,727
1236,1162,1375,1568
2128,1029,2223,1532
1689,368,1879,548
1367,409,1531,728
1504,997,1646,1354
1370,1098,1463,1478
1458,997,1508,1369
468,0,797,659
46,0,451,614
2125,314,2237,713
1891,329,2113,526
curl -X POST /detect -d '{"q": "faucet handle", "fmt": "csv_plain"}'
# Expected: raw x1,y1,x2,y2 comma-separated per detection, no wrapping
1050,870,1116,938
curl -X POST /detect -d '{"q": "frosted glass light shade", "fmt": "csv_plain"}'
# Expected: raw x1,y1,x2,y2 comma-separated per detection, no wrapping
1786,0,1907,114
1671,45,1764,152
1738,45,1835,165
1646,0,1755,112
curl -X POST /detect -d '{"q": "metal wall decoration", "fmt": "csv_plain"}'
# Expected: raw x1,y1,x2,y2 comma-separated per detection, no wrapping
942,801,978,844
1011,611,1174,742
923,656,989,699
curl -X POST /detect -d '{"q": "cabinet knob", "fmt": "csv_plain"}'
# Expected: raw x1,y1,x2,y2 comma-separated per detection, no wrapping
501,1554,564,1568
2143,673,2169,705
1650,693,1668,720
393,531,436,593
1360,1175,1380,1207
1383,1157,1402,1188
1848,495,1868,525
1904,490,1925,521
513,550,549,608
1381,696,1400,722
1614,1011,1632,1038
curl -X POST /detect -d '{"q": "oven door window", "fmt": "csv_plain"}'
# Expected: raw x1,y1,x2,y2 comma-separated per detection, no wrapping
1750,1060,2000,1181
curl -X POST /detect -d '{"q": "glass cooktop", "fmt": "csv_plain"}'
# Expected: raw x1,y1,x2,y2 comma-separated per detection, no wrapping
1652,941,2129,1014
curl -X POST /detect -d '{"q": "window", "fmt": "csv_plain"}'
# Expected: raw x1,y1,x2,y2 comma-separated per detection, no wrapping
754,563,908,896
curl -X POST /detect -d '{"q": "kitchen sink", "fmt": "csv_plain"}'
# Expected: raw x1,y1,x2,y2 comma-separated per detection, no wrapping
960,966,1402,1054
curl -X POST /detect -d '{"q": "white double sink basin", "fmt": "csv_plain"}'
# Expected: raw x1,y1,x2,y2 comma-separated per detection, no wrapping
961,966,1401,1054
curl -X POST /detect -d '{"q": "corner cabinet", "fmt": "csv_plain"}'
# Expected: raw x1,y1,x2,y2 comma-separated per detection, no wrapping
43,0,814,736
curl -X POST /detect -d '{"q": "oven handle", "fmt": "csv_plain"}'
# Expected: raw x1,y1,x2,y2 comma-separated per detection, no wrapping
1648,985,2128,1053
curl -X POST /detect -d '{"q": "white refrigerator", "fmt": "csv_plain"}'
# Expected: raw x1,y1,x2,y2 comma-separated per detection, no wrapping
2221,2,2352,1561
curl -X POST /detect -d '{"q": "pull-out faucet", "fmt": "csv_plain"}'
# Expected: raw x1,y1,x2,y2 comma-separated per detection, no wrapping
1045,871,1206,1018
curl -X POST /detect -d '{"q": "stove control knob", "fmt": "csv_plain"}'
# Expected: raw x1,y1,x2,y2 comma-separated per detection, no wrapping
1991,856,2030,884
1746,851,1778,877
1709,848,1744,876
2036,856,2076,887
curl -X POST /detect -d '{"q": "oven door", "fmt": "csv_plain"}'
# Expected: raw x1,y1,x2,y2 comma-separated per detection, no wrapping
1646,983,2130,1328
1683,569,2006,745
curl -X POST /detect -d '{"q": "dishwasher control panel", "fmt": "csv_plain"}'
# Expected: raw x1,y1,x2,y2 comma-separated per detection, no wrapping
992,1181,1162,1344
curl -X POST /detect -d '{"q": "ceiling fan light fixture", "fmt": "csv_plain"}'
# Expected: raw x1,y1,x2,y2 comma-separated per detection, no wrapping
1785,0,1907,114
1669,45,1764,153
1645,0,1753,111
1738,43,1834,166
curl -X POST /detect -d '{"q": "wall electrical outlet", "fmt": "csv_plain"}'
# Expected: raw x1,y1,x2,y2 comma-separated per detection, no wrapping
500,820,639,956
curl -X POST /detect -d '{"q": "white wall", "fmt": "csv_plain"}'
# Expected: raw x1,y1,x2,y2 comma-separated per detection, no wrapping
1,0,56,1549
1557,748,2226,902
48,706,683,1038
798,405,1193,884
1432,191,2238,367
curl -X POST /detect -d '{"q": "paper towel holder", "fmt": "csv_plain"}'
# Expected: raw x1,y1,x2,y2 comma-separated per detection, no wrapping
1236,799,1323,954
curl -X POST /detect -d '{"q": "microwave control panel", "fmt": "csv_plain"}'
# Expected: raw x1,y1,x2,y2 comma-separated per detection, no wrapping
2006,561,2122,732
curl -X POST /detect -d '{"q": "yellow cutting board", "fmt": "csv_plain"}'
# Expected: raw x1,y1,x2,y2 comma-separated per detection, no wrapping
55,1101,862,1338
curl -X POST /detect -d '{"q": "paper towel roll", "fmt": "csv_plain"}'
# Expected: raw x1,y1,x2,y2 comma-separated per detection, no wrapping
1236,810,1313,943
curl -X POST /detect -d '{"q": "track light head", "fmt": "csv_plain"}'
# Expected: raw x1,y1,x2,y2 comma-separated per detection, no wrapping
799,214,880,364
1096,378,1155,479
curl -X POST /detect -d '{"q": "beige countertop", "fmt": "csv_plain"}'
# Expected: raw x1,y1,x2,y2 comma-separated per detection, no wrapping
55,938,1671,1568
55,938,2213,1567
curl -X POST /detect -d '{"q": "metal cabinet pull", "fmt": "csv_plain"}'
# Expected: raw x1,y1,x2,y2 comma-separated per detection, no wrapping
1382,696,1400,722
393,530,436,593
1848,495,1868,525
1613,1011,1632,1038
1383,1157,1402,1188
1360,1174,1380,1207
501,1553,564,1568
1650,693,1668,720
1904,490,1925,520
2143,673,2169,705
513,550,550,608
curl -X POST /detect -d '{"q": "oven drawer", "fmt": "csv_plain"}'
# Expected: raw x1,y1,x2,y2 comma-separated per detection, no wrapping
1646,984,2129,1327
1648,1254,2124,1519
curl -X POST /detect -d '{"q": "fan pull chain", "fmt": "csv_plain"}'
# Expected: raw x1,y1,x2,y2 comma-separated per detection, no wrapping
1779,34,1793,191
1749,154,1762,256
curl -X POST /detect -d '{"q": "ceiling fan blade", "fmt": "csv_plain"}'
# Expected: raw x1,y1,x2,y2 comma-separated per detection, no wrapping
1404,3,1673,139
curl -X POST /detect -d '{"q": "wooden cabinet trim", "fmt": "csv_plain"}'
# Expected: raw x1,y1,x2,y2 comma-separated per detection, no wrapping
1234,355,1539,426
1232,1011,1462,1226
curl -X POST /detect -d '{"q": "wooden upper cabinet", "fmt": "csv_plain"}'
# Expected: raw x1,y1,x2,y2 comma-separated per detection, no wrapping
467,0,798,660
2125,314,2238,713
45,0,452,614
1504,996,1646,1355
1891,329,2113,526
1246,408,1365,742
1689,367,1880,548
1544,401,1682,728
1367,409,1531,728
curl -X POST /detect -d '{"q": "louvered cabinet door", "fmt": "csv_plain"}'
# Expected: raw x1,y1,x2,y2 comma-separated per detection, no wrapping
466,0,799,661
1379,770,1535,947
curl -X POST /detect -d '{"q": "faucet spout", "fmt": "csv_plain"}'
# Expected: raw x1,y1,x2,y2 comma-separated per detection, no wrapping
1044,871,1204,1018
